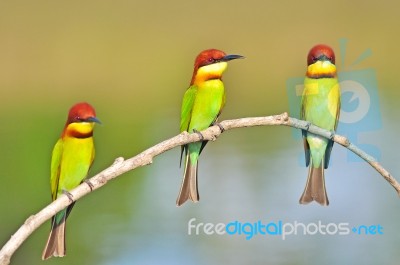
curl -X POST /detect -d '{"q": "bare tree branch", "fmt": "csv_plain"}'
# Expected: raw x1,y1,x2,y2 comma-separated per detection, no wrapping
0,112,397,265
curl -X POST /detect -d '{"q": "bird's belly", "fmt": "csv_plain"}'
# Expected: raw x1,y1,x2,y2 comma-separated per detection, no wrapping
303,79,340,130
58,137,94,193
189,81,225,131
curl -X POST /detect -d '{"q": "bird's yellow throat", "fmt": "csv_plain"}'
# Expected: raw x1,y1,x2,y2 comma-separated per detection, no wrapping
194,62,228,85
306,61,336,78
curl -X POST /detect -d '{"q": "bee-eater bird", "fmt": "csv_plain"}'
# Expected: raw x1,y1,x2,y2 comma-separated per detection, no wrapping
177,49,244,206
42,102,100,259
299,44,341,206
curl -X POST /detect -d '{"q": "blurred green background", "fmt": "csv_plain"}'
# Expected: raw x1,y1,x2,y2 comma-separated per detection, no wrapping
1,0,399,264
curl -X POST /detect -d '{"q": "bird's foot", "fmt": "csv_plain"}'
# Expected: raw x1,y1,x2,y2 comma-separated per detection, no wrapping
62,190,74,203
84,179,94,191
305,121,312,131
212,121,225,133
329,131,335,140
193,129,204,141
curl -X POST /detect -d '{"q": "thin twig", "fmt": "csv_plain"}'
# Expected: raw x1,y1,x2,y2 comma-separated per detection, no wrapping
0,112,397,265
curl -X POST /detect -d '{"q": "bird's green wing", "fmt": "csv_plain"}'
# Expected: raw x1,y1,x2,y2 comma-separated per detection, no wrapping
180,85,197,166
300,95,310,167
50,139,63,201
180,85,197,133
334,94,341,130
324,88,341,168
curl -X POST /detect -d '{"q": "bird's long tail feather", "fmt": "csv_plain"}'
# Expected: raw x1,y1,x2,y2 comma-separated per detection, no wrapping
299,161,329,206
42,211,67,260
176,154,199,206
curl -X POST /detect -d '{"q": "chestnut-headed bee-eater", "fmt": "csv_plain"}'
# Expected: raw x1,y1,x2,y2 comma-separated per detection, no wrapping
177,49,244,206
299,44,341,206
42,102,100,259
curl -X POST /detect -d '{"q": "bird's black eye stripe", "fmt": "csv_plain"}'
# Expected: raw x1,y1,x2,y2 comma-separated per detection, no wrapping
200,57,221,67
208,57,218,64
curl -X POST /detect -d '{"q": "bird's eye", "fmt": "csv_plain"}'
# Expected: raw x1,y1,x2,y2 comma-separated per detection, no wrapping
312,57,318,62
208,58,214,63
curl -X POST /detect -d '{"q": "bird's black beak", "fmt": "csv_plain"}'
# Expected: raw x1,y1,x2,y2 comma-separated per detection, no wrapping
318,54,332,63
86,117,102,124
221,54,245,62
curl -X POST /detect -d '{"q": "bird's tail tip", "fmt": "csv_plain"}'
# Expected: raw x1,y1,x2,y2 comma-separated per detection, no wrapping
299,165,329,206
176,157,199,206
42,217,66,260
